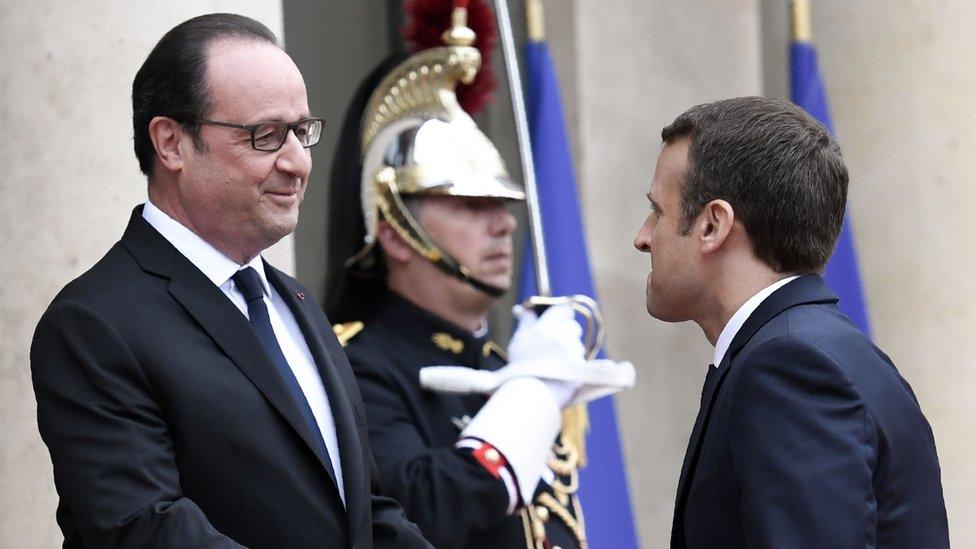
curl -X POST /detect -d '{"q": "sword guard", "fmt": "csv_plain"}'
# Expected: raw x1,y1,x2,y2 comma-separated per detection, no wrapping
521,295,606,360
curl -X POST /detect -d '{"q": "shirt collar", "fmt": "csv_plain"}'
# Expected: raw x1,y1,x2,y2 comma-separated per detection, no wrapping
142,200,270,295
712,275,800,367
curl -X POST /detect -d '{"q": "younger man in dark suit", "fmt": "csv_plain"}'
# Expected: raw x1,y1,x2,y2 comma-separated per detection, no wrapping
634,96,949,547
30,13,428,548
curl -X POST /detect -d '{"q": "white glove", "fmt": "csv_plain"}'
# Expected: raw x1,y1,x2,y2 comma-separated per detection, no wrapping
508,304,586,365
429,305,634,506
420,304,635,408
509,304,585,407
458,377,562,506
419,356,635,407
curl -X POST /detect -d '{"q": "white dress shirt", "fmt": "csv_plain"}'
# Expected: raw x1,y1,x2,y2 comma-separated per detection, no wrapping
712,275,800,368
142,200,345,505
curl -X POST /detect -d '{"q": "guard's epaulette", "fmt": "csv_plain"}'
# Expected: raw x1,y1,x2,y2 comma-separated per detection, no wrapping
482,340,507,360
332,321,365,347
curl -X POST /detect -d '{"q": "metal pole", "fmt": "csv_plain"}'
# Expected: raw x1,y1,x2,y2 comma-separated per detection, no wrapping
791,0,812,42
492,0,551,297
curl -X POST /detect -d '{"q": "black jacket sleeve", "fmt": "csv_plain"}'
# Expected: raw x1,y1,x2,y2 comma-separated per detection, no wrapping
31,300,243,548
348,345,511,549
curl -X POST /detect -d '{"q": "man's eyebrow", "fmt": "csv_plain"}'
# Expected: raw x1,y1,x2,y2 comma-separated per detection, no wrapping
645,192,660,211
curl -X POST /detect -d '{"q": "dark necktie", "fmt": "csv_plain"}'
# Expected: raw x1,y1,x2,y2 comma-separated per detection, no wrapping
232,267,336,479
700,363,720,407
672,364,721,547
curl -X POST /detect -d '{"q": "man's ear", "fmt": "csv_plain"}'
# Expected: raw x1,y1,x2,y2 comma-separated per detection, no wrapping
147,116,186,172
698,199,735,254
376,220,414,265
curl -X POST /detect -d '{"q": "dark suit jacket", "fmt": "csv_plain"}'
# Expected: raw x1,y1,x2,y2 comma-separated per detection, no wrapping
672,275,948,548
31,207,430,549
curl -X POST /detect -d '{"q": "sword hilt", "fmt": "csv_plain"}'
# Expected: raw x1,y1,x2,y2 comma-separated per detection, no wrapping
521,294,606,360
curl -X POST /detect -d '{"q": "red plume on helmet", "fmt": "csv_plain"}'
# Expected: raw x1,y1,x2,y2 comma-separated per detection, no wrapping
402,0,498,115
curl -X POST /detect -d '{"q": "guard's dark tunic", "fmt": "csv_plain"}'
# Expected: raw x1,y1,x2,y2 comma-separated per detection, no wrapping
340,293,585,549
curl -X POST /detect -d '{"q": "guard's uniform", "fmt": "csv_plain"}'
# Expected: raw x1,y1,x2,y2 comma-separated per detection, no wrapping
338,293,585,549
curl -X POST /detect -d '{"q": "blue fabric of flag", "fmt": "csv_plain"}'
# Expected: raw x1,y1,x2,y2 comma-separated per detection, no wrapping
519,39,640,548
791,41,872,335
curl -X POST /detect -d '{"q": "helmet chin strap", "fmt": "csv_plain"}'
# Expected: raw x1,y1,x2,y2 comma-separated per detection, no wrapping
433,256,507,298
465,275,507,298
375,176,508,298
395,214,507,298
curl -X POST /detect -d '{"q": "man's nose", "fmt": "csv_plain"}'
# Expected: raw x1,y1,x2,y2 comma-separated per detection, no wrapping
490,206,517,235
275,131,312,179
634,226,651,253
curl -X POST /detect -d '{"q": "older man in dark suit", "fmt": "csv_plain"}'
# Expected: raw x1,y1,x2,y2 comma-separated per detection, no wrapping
30,13,429,548
634,97,949,547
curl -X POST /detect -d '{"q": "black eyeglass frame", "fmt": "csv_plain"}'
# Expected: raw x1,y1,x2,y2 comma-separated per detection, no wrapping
192,117,325,152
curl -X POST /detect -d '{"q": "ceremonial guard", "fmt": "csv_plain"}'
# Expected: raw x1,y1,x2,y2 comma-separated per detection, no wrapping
324,2,632,547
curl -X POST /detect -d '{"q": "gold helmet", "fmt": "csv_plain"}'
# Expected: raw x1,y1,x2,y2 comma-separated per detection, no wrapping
346,5,524,296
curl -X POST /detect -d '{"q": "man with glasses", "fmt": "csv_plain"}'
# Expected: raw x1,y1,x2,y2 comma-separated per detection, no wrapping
30,13,429,548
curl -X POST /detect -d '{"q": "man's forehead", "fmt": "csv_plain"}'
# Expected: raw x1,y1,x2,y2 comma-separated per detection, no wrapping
659,137,691,164
655,138,690,181
204,38,308,119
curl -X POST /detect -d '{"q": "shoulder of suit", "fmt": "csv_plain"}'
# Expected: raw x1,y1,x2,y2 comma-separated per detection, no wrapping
333,321,365,347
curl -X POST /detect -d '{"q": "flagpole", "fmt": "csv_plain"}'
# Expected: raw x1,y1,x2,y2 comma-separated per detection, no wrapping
526,0,544,42
514,0,595,468
789,0,873,336
791,0,812,42
493,0,551,297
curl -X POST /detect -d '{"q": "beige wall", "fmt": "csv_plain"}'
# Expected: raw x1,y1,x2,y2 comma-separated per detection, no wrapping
0,3,287,546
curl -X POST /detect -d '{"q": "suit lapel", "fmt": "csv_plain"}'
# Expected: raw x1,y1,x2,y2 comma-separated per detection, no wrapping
265,265,369,538
120,209,341,495
673,357,732,532
169,262,344,480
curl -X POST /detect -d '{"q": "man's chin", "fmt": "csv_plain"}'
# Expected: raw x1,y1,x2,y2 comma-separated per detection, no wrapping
264,213,300,239
646,294,670,321
473,269,512,292
479,279,511,295
648,304,688,323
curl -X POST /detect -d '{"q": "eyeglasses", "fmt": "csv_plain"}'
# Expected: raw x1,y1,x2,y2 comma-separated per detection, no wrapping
193,117,324,152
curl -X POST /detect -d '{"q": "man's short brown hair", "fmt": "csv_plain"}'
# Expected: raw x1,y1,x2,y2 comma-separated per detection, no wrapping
662,96,849,273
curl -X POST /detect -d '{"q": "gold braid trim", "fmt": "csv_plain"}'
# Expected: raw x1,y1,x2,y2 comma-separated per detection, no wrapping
538,492,588,549
558,408,588,468
517,438,588,548
332,321,364,347
519,508,546,549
